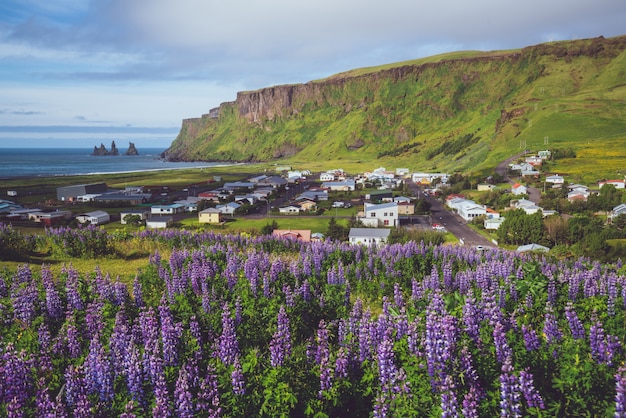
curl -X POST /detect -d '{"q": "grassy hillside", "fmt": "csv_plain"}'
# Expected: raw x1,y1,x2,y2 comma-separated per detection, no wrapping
165,36,626,181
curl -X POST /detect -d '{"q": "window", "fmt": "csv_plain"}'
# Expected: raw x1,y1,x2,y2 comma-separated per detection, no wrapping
384,220,389,226
384,212,388,216
370,212,376,217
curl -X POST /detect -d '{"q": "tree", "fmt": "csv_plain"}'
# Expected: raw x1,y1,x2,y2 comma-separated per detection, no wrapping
261,220,279,235
497,209,546,245
326,217,348,242
123,214,143,226
543,215,569,246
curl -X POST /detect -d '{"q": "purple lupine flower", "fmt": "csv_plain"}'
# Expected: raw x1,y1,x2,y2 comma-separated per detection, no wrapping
85,334,113,402
231,356,246,396
218,303,240,365
519,369,544,409
64,264,84,311
132,275,144,308
542,306,562,346
521,325,541,351
159,300,182,367
36,378,67,417
493,322,512,364
41,265,64,321
64,365,91,414
11,279,38,325
152,373,171,418
564,302,585,339
440,374,459,418
120,400,138,418
174,364,195,418
269,305,292,367
316,320,333,397
499,356,521,418
124,339,145,408
335,347,349,379
197,364,222,417
462,386,481,418
615,364,626,418
1,344,34,413
590,315,622,366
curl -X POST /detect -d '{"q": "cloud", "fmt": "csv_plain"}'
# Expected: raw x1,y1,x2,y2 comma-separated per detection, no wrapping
0,0,624,135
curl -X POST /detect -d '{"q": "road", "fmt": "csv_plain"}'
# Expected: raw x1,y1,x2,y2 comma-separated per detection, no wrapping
406,182,495,248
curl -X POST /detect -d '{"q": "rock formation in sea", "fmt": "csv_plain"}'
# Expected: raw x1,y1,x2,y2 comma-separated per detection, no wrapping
125,142,139,156
91,141,120,156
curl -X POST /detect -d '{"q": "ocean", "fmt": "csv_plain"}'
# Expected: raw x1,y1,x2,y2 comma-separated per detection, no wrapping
0,148,232,179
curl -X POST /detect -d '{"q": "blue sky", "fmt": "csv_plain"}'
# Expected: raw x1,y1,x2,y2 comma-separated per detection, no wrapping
1,0,625,148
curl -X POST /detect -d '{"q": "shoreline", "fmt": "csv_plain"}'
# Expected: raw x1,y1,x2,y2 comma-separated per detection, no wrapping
0,162,249,181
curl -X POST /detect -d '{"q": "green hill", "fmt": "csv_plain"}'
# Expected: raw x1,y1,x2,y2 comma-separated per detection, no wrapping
164,35,626,180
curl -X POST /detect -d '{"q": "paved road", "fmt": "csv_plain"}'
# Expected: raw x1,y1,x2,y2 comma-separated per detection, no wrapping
406,182,495,248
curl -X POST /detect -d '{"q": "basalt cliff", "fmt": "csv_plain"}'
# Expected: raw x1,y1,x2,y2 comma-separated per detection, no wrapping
164,35,626,174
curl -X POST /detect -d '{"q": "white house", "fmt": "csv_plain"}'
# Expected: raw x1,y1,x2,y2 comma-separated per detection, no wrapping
611,203,626,220
321,180,356,191
545,175,565,184
146,216,173,229
455,200,487,221
278,205,302,214
511,183,528,196
319,172,336,182
151,204,185,215
216,202,241,215
516,243,550,253
348,228,391,246
599,180,626,189
362,202,399,227
75,210,110,225
485,217,505,230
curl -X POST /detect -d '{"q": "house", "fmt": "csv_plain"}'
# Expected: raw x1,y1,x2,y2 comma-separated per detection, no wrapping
272,229,312,242
366,190,393,202
257,176,288,188
278,205,302,214
56,182,108,202
397,201,415,215
321,180,356,192
545,175,565,185
611,203,626,220
477,183,496,192
297,189,329,201
75,210,110,225
151,204,185,215
599,180,626,189
484,217,505,230
216,202,241,215
538,150,552,159
525,156,543,166
38,211,72,226
568,189,590,202
198,208,222,224
412,172,448,185
396,168,410,177
511,183,528,196
146,216,173,229
455,200,487,221
362,202,398,227
485,208,500,219
198,191,221,202
348,228,391,246
120,209,149,224
521,168,541,177
319,172,336,182
296,199,317,212
93,192,151,205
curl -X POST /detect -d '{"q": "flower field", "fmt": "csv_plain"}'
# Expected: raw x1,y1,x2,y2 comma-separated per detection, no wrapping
2,226,626,417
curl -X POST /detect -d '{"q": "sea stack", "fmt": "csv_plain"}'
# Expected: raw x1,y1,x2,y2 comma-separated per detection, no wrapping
91,140,121,156
125,142,139,156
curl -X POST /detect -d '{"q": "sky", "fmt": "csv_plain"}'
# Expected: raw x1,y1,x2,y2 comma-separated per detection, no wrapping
1,0,625,149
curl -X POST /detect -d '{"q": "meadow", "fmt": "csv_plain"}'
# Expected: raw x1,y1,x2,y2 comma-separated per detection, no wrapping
2,224,626,416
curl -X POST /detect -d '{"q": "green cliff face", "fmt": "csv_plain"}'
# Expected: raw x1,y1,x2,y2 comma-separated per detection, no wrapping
164,35,626,175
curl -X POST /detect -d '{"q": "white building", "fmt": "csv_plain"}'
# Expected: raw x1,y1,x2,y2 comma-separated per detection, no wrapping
599,180,626,189
362,202,399,227
319,172,336,182
75,210,110,225
348,228,391,246
545,175,565,184
511,183,528,196
485,217,505,230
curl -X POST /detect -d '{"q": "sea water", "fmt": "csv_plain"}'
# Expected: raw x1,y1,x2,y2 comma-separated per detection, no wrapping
0,148,230,179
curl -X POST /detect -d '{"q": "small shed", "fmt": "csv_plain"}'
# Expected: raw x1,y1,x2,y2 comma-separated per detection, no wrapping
76,210,110,225
146,216,173,229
